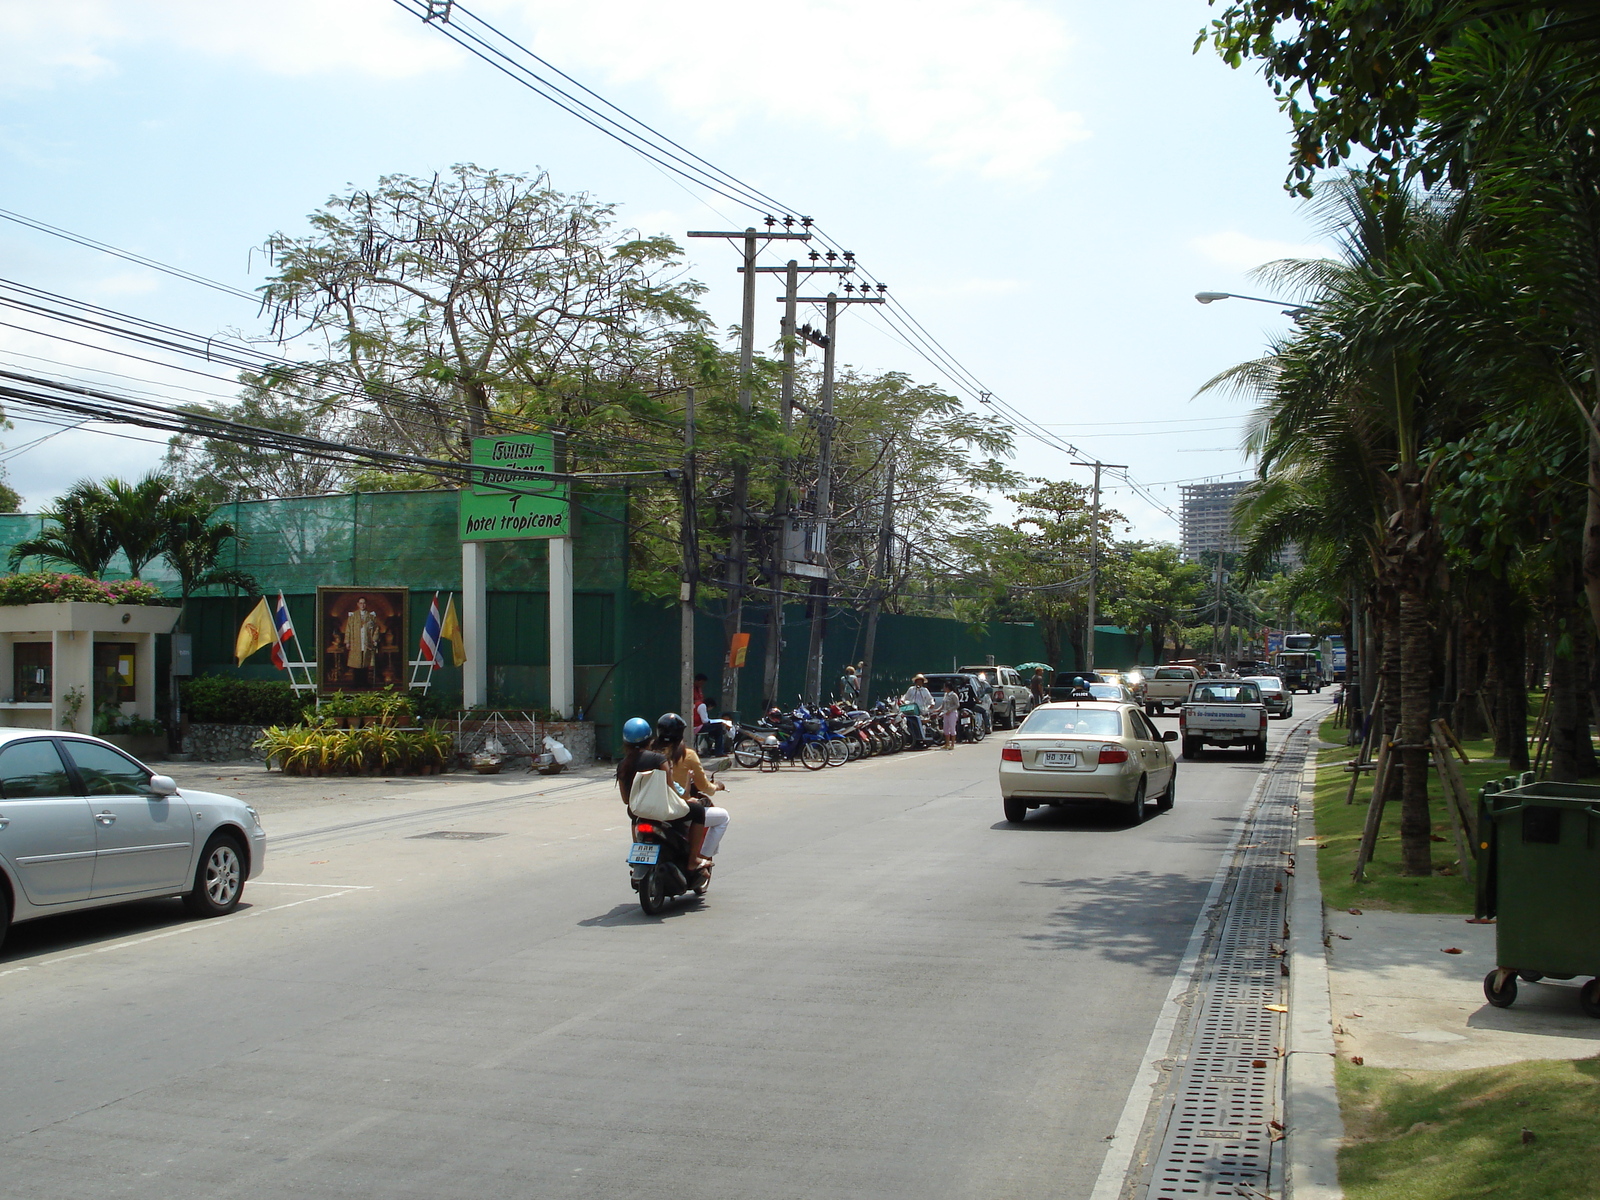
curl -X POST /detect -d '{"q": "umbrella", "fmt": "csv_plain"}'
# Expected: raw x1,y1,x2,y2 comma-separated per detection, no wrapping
1015,662,1053,674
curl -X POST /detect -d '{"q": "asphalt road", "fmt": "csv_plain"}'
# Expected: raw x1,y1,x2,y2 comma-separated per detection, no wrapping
0,700,1326,1199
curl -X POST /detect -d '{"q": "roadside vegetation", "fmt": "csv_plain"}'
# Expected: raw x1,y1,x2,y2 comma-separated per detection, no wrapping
1338,1056,1600,1200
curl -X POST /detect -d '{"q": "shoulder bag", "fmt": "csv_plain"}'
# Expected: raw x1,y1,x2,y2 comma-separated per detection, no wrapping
628,768,690,821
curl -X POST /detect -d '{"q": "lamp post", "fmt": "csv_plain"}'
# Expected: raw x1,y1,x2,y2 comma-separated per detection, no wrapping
1195,291,1309,318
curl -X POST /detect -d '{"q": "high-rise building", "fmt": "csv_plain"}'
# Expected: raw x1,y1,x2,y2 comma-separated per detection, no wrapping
1180,480,1251,562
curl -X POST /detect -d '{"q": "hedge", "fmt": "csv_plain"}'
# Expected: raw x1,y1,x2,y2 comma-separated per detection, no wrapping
180,676,314,725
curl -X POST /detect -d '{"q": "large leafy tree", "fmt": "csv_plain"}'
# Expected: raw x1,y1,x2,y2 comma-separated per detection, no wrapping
260,164,708,458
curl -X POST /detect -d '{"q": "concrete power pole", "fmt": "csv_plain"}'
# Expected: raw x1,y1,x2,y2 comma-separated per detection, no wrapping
792,285,885,703
680,387,697,721
1071,460,1125,674
687,224,811,714
738,255,854,711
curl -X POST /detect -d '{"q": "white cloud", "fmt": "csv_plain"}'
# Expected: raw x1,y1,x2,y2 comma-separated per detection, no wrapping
0,0,460,90
1190,231,1337,271
0,0,1086,181
491,0,1086,181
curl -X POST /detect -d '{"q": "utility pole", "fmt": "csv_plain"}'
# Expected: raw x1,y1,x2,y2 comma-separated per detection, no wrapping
680,387,697,721
738,254,854,710
687,222,811,714
859,443,896,702
791,285,886,702
1071,460,1125,674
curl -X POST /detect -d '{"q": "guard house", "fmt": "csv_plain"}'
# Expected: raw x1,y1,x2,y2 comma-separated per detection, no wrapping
0,602,181,731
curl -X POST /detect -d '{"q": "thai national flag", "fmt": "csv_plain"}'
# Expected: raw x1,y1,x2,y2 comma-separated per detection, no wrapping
418,592,443,666
270,592,295,670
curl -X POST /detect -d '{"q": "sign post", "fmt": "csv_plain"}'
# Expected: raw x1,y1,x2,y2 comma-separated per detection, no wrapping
458,434,574,716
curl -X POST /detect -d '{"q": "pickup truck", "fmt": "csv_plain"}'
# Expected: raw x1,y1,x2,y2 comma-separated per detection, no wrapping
1178,680,1268,761
1142,666,1200,715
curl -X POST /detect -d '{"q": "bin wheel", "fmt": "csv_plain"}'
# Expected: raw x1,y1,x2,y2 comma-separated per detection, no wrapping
1580,978,1600,1019
1517,971,1545,984
1483,969,1517,1009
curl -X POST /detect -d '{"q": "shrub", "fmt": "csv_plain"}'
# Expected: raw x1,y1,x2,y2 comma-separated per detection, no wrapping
181,676,314,725
0,572,170,606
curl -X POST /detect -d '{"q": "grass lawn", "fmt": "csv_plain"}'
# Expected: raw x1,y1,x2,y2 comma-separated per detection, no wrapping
1315,713,1505,913
1310,702,1576,914
1338,1056,1600,1200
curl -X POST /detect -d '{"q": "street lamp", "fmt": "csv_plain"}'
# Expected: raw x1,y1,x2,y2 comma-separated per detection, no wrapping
1195,291,1309,318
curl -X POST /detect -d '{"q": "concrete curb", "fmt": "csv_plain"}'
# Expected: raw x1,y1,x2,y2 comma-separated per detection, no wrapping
1284,744,1345,1199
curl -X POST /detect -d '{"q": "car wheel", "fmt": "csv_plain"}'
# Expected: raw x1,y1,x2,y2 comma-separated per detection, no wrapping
184,832,246,917
1007,702,1017,730
1003,796,1027,824
1157,768,1176,811
1182,737,1199,760
1251,739,1268,762
1127,777,1148,825
0,883,10,954
1580,978,1600,1019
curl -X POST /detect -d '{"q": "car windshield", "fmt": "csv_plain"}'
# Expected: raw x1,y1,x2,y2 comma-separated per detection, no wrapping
1086,684,1123,700
1189,684,1262,703
1244,677,1283,690
1020,708,1124,736
1153,669,1192,680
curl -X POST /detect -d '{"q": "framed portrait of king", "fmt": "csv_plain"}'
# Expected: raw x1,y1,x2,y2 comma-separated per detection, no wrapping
317,587,409,693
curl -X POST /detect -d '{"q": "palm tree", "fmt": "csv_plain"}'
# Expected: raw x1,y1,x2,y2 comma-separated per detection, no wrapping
1207,175,1501,875
7,481,119,576
161,497,257,614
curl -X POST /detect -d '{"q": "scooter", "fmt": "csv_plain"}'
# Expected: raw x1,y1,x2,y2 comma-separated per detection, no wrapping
627,807,712,915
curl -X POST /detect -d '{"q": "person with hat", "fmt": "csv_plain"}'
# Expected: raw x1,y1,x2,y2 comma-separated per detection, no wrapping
900,674,934,748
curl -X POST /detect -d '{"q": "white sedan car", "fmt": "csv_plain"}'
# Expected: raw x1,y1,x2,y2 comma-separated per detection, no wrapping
998,700,1178,825
0,730,266,951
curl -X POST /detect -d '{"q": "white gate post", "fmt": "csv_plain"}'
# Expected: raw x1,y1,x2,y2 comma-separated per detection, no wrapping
462,540,488,707
549,536,574,717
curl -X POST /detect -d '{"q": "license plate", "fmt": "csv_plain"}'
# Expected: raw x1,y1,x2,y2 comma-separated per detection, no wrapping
627,843,660,865
1041,751,1077,767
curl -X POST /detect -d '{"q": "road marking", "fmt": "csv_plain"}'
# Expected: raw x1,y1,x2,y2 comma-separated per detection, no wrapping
0,887,365,978
1088,712,1320,1200
250,881,375,889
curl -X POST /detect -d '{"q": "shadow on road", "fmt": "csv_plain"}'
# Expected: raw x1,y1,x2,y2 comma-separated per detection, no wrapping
988,805,1174,833
1019,869,1210,967
0,897,256,963
577,897,707,927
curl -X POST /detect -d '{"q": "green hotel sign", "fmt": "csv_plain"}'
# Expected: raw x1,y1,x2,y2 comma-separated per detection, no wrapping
458,434,571,540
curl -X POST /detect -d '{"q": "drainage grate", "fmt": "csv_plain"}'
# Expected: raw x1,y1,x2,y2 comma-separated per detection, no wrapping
1144,728,1310,1199
409,830,506,841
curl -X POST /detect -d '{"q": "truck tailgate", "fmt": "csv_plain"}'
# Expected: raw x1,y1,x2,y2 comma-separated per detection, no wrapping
1185,705,1259,728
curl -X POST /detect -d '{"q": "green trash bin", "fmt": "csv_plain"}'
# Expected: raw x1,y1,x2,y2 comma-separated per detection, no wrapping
1475,776,1600,1017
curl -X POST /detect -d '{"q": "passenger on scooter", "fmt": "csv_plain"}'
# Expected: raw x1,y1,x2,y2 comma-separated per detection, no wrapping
616,716,668,804
901,674,934,748
651,712,729,870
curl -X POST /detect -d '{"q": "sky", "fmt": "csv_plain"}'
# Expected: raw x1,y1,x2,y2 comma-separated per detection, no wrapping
0,0,1331,541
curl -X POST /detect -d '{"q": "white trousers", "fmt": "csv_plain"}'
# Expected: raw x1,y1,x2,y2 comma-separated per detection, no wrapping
701,806,730,857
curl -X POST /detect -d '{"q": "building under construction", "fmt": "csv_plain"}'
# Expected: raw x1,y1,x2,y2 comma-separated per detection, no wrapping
1179,480,1250,562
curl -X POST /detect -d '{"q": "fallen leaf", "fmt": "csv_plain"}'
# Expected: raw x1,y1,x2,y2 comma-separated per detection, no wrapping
1349,908,1363,915
1251,1059,1268,1069
1265,1004,1288,1012
1349,1012,1364,1018
1350,1056,1364,1066
1442,947,1464,954
1334,933,1352,940
1274,883,1284,893
1521,1128,1536,1145
1465,917,1496,924
1269,1120,1285,1132
1430,834,1447,842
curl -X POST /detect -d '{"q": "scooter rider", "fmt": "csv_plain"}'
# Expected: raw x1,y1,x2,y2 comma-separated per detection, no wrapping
651,713,729,870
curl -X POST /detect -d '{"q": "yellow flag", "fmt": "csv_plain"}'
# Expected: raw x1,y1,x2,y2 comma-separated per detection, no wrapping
235,596,273,666
440,594,466,667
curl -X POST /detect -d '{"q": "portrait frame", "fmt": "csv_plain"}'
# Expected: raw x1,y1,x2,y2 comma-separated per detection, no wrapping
316,587,409,694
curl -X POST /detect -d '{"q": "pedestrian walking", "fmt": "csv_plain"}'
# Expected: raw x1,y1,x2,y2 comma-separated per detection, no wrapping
1030,667,1047,708
839,665,861,703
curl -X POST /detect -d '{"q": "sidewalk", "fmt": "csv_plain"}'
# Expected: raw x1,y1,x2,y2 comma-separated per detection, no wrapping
1326,909,1600,1071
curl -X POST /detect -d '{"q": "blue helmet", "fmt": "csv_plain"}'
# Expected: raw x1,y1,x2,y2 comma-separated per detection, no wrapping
622,716,653,745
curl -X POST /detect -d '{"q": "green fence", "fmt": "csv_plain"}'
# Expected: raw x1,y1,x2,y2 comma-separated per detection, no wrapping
0,488,1150,756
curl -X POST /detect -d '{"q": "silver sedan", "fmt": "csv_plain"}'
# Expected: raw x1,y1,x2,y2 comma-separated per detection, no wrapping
1241,675,1294,720
0,730,266,951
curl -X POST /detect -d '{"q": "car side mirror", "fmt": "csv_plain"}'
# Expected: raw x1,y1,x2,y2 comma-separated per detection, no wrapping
1162,731,1178,742
148,774,178,796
